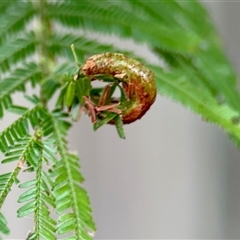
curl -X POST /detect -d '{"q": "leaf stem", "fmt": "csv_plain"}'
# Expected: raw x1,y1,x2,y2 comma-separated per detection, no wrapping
34,0,55,108
0,167,21,209
71,44,81,67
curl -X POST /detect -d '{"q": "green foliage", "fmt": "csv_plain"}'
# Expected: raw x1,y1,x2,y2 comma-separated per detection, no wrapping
0,64,41,118
45,110,96,238
0,2,35,42
17,135,56,239
0,104,46,153
0,0,239,239
0,33,36,73
151,66,240,140
0,212,10,239
48,1,201,54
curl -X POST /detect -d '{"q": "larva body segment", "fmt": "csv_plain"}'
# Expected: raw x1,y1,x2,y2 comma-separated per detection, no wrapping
81,53,156,124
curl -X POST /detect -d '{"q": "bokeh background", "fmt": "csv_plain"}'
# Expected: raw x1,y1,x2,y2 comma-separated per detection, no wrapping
2,1,240,239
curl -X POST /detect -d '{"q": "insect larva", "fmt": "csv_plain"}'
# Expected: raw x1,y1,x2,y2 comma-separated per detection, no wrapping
81,53,156,124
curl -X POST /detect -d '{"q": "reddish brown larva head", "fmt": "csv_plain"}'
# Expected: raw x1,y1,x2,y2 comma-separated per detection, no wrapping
81,53,156,124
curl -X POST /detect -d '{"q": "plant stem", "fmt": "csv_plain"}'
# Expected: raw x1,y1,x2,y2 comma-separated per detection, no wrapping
0,166,21,209
71,44,81,67
34,0,55,107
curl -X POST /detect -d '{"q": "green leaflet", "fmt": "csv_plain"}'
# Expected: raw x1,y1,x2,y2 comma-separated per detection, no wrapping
75,77,91,104
0,212,10,237
64,81,76,107
7,105,29,115
93,112,117,131
114,115,125,139
18,179,36,188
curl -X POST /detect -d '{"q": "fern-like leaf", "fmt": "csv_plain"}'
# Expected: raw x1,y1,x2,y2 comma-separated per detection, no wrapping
0,104,47,153
17,134,56,239
0,212,10,239
45,110,96,239
193,49,240,112
0,2,35,43
0,32,36,72
53,153,95,239
0,167,22,209
0,129,53,210
49,34,122,63
122,0,214,39
48,1,201,54
152,65,240,140
0,62,41,117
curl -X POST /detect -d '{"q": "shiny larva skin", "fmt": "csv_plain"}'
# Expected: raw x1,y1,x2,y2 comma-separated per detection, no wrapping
81,53,156,124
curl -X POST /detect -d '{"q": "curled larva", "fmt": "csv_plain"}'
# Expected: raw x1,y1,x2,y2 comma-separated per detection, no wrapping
81,53,156,124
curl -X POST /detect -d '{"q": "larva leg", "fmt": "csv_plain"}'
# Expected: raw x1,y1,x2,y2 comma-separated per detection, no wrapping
122,82,135,100
96,103,121,114
84,86,122,123
83,96,97,123
97,85,111,106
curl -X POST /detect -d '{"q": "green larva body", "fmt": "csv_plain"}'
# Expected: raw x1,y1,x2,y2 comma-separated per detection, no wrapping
81,53,156,124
